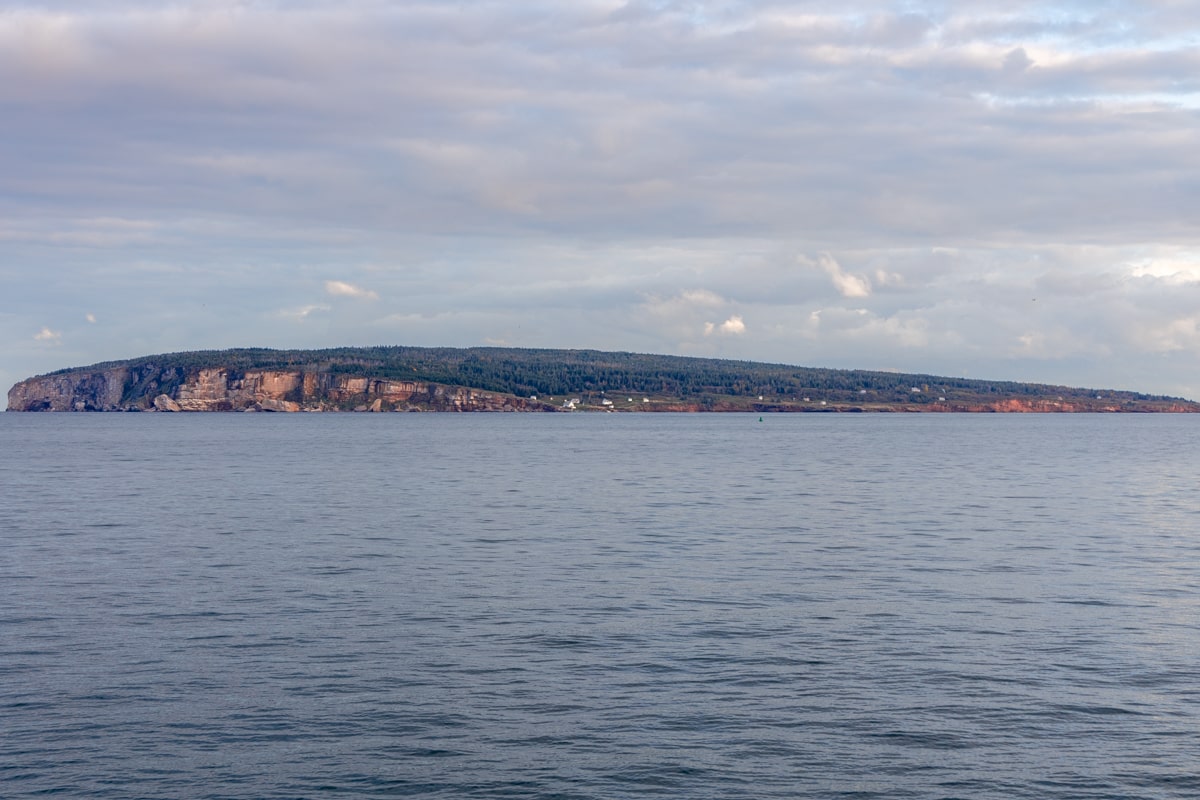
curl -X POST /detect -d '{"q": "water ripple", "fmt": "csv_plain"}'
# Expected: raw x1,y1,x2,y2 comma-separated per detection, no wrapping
2,413,1199,799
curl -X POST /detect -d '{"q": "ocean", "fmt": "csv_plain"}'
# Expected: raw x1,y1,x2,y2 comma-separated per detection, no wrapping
2,412,1198,799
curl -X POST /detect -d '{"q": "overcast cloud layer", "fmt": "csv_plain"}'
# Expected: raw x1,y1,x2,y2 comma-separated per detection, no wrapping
3,1,1199,398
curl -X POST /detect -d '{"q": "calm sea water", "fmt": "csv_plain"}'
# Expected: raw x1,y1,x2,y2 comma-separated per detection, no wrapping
2,412,1199,799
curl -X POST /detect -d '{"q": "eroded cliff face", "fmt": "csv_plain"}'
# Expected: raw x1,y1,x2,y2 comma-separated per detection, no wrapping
7,366,551,412
173,368,306,411
7,368,131,411
9,364,1197,413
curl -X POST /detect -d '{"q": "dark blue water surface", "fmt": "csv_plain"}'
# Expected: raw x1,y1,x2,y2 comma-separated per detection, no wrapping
2,412,1199,799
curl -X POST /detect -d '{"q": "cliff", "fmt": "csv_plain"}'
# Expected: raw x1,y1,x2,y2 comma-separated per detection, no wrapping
8,346,1198,412
7,365,551,412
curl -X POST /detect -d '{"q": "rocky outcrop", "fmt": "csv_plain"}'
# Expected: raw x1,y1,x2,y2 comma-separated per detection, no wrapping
153,394,182,412
172,368,304,411
8,366,554,412
7,368,131,412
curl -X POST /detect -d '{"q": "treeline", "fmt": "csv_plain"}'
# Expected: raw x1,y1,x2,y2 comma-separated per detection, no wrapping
45,345,1178,404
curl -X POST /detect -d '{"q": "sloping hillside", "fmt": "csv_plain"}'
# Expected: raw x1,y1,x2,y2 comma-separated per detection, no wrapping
8,346,1196,412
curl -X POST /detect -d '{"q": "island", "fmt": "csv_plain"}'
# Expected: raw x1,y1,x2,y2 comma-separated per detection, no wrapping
7,346,1198,413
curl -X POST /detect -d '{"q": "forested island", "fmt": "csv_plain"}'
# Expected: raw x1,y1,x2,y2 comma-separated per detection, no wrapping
7,346,1197,412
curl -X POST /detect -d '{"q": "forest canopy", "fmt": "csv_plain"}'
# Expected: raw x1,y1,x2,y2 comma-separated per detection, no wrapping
46,345,1179,405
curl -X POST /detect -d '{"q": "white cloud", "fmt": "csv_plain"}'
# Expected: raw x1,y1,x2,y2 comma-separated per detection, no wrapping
1128,256,1200,285
817,253,872,298
639,288,741,344
679,289,725,307
34,327,62,344
278,304,331,321
85,313,96,323
325,280,378,300
705,315,746,336
642,289,727,319
873,269,904,288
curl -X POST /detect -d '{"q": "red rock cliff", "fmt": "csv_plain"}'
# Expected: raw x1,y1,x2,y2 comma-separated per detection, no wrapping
7,366,551,412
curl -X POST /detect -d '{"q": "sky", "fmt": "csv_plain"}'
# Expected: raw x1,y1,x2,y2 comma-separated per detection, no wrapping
3,1,1199,399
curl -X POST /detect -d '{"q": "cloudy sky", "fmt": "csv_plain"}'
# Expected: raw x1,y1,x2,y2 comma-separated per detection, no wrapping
3,0,1199,398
